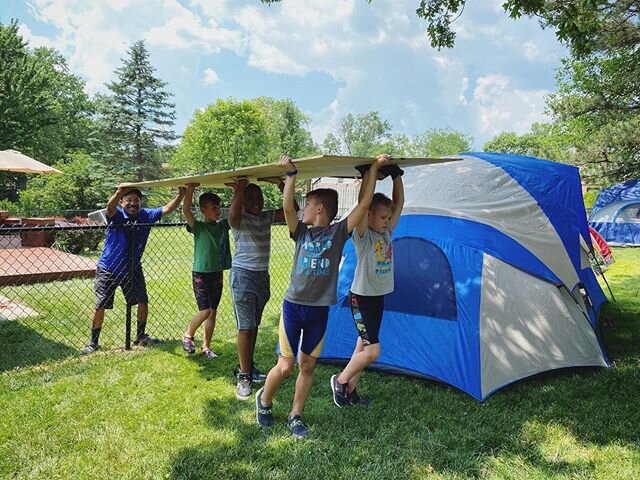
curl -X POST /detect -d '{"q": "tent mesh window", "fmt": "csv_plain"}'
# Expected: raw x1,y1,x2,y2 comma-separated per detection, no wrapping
616,203,640,223
385,237,457,321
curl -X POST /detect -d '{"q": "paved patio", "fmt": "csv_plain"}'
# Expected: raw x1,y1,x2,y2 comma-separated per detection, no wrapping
0,247,96,286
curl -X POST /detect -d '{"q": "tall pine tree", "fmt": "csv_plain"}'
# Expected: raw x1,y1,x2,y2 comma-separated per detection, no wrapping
102,41,176,182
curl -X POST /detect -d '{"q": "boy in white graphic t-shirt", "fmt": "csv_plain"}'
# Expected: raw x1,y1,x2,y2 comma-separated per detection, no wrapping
330,163,405,407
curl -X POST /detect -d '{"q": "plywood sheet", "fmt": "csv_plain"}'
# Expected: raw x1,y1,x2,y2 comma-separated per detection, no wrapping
120,154,460,189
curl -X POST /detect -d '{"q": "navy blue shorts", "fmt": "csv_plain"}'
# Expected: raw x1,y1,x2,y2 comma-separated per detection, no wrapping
277,299,328,359
349,292,384,345
95,267,148,309
192,271,224,311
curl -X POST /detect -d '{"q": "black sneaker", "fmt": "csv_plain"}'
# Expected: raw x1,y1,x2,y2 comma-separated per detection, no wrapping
330,374,350,407
348,389,370,407
134,333,161,347
80,343,100,355
255,387,273,427
234,364,267,383
250,366,267,383
286,415,308,440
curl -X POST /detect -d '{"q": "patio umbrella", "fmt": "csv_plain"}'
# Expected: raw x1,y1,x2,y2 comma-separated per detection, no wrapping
0,149,62,174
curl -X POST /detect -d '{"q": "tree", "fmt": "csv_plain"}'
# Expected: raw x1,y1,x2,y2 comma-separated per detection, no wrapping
259,1,638,56
172,98,268,175
0,20,93,201
408,127,473,157
546,45,640,184
253,97,318,161
321,112,392,157
18,152,117,215
483,123,574,162
100,40,176,182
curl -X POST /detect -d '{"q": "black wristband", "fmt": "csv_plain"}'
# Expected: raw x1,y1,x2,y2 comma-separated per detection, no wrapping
286,169,298,177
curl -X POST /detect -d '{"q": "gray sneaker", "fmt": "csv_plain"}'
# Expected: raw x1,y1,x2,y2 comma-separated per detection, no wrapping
80,343,100,355
236,372,252,400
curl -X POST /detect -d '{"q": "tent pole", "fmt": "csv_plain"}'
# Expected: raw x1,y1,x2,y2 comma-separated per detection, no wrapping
590,250,616,302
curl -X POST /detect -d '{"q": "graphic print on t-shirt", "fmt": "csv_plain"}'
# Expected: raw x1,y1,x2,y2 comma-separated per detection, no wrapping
296,233,333,276
374,238,392,276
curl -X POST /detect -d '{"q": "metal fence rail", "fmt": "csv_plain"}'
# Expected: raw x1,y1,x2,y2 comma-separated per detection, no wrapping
0,222,295,371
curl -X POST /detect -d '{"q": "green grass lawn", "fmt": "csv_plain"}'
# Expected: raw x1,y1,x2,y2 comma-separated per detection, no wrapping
0,247,638,479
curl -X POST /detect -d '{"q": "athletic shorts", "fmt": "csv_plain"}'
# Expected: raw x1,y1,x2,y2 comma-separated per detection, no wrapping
192,271,224,311
277,299,329,359
349,292,384,346
95,267,148,309
230,267,270,330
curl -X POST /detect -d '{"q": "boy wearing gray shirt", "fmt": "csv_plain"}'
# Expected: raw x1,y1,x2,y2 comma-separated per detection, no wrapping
255,153,390,440
228,179,290,401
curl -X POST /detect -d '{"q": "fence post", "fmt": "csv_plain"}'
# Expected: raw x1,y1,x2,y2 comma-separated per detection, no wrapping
125,222,134,350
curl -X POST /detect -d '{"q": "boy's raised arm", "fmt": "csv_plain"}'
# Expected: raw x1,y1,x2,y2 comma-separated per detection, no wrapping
347,154,390,234
228,178,248,228
353,170,372,237
389,172,405,231
182,184,197,228
162,187,186,217
274,179,299,223
278,155,299,234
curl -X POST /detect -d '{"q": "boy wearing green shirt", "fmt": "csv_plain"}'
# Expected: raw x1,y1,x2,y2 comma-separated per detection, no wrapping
181,183,231,358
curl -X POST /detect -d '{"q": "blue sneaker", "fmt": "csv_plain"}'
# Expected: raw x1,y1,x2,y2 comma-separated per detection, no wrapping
286,415,308,439
255,387,273,427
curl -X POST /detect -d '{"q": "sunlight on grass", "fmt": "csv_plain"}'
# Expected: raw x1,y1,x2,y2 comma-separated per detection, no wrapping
0,247,638,479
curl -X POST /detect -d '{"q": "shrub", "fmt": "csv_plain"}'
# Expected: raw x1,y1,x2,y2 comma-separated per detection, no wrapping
52,217,103,254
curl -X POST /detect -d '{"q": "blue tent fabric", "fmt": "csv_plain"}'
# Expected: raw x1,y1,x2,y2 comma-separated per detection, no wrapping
590,179,640,246
320,152,609,400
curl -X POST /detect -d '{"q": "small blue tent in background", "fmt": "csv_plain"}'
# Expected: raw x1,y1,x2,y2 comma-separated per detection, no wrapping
589,179,640,246
320,152,609,401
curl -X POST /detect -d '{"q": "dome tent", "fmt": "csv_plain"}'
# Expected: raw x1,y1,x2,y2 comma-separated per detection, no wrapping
320,152,609,401
589,178,640,246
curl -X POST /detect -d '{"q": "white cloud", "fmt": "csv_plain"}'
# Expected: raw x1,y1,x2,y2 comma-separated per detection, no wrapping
12,0,566,149
202,67,220,86
459,77,469,106
28,0,128,92
280,0,355,29
473,74,511,104
523,40,541,61
17,23,53,49
189,0,230,20
470,75,549,137
246,37,308,76
144,1,243,54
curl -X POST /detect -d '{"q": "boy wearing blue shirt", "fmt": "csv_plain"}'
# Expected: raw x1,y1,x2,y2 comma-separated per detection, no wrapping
81,186,185,354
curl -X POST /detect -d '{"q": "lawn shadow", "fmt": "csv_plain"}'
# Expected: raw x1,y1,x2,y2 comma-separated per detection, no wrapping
163,313,282,384
0,320,77,372
165,355,640,479
166,301,639,479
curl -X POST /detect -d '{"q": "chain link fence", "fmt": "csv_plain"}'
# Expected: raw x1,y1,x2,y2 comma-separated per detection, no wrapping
0,220,295,372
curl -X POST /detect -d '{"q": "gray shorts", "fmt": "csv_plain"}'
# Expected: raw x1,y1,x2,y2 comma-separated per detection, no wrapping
94,267,148,309
230,266,270,330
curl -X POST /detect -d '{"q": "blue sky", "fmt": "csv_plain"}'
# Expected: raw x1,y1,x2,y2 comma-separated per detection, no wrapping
2,0,568,149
